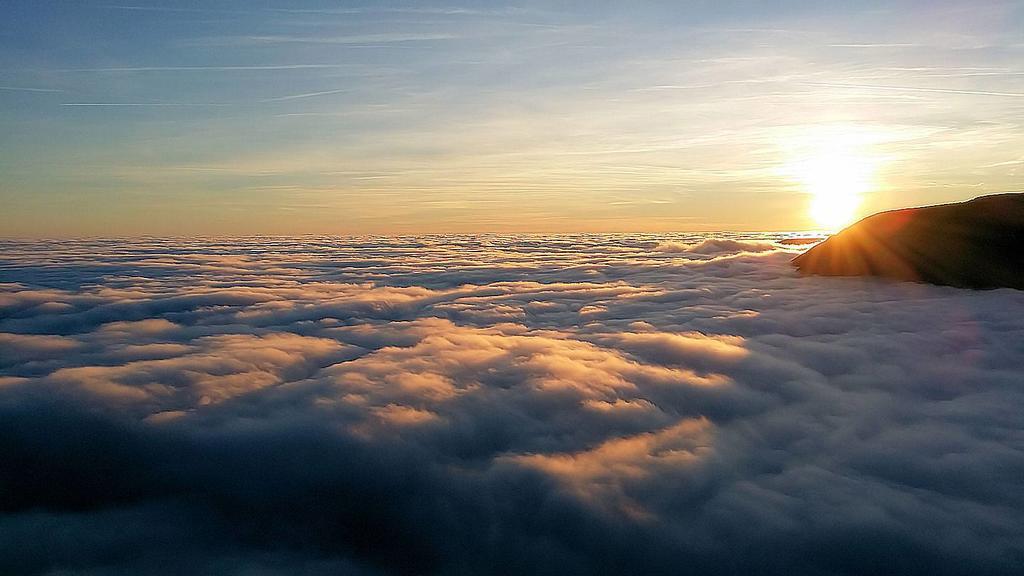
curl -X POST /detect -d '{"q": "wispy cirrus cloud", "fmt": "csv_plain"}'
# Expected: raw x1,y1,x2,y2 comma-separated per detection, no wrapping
0,86,63,93
802,81,1024,97
100,4,249,14
60,102,230,107
238,33,461,45
55,64,355,72
104,4,501,17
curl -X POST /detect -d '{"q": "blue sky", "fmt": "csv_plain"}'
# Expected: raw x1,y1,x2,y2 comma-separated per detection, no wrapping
1,1,1022,236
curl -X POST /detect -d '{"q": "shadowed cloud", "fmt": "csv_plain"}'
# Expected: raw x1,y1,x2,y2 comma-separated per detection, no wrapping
1,234,1023,574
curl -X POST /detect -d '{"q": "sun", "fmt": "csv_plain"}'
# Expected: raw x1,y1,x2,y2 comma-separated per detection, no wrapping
801,151,873,230
782,129,882,232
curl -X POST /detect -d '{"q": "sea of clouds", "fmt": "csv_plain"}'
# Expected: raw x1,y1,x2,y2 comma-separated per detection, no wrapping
1,234,1023,575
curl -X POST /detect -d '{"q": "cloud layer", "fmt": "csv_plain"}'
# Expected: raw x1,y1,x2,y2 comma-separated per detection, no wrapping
1,234,1023,575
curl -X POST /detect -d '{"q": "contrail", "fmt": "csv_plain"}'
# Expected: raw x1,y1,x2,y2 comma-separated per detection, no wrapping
102,5,245,13
61,102,228,107
0,86,63,93
60,65,350,72
804,81,1024,97
260,88,350,102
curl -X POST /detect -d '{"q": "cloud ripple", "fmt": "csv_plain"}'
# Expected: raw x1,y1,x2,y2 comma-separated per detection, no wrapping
1,234,1023,575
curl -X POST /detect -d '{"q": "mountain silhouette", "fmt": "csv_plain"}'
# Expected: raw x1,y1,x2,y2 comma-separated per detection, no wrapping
792,193,1024,289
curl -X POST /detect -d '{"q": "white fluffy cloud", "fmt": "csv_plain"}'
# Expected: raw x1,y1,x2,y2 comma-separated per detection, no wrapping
1,234,1022,575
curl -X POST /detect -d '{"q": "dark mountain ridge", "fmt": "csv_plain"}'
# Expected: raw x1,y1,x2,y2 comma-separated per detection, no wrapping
792,193,1024,289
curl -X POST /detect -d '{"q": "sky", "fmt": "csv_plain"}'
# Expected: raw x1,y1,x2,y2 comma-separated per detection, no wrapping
1,0,1022,236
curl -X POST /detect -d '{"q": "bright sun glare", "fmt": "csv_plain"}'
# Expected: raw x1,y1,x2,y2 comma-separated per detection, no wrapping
784,131,882,232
